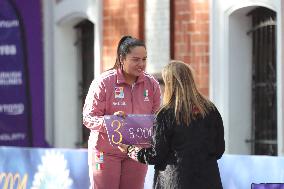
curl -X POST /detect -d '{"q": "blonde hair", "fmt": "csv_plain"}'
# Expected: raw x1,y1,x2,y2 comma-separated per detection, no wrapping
159,60,214,126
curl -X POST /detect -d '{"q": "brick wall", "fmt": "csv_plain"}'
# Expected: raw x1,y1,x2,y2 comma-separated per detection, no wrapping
102,0,210,95
102,0,144,71
172,0,209,96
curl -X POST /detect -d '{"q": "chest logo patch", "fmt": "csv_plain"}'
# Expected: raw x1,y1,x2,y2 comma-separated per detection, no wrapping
115,87,124,98
144,89,149,101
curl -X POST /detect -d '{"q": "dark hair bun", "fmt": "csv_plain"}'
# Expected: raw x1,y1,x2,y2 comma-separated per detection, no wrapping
117,36,132,52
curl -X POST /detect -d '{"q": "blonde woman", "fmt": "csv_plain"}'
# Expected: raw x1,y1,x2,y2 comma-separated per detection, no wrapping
119,60,225,189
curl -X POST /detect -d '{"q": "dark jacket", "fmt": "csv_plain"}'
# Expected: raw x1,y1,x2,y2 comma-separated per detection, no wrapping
137,107,225,189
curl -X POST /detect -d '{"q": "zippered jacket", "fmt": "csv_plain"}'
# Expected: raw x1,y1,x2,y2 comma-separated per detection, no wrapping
83,68,161,133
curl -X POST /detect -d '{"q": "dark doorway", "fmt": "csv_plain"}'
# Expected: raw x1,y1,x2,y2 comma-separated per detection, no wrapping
248,7,277,155
75,20,94,147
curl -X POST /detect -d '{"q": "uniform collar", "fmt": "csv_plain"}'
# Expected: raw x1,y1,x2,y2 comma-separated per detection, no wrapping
116,68,145,84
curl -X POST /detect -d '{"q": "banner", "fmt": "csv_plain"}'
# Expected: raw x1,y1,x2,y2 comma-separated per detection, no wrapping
0,147,90,189
1,147,284,189
0,0,45,146
252,183,284,189
104,114,154,146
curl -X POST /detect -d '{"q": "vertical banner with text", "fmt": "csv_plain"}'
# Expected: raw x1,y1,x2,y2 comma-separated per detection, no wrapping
0,0,44,146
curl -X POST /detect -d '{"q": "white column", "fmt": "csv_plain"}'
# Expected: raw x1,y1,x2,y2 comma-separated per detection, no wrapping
145,0,170,75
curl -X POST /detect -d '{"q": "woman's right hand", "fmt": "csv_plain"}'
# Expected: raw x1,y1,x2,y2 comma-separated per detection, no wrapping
117,143,129,153
113,111,127,119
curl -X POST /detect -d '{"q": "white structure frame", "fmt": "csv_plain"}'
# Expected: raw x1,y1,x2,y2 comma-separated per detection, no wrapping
43,0,103,148
210,0,284,155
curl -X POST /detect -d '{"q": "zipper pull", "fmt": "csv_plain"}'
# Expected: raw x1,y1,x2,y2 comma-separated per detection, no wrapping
131,83,135,91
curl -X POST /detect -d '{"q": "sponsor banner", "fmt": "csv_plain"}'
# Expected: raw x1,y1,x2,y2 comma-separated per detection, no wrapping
251,183,284,189
1,148,284,189
0,0,45,146
0,147,90,189
104,114,154,146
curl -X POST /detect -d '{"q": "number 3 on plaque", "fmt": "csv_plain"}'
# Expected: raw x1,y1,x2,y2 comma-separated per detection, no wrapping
111,120,123,144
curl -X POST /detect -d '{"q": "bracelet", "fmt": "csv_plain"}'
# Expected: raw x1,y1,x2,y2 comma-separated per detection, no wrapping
126,145,133,154
126,145,139,161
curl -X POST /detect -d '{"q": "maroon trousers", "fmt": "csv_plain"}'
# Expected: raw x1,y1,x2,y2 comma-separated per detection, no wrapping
88,132,147,189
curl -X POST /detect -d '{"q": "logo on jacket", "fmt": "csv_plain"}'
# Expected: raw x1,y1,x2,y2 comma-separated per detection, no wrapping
144,89,149,101
113,101,126,106
115,87,124,98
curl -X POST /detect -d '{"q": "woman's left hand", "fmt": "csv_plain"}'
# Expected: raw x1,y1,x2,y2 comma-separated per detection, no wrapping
118,143,129,153
114,111,127,119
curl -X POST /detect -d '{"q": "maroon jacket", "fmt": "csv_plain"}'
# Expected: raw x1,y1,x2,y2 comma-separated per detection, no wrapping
83,68,161,151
